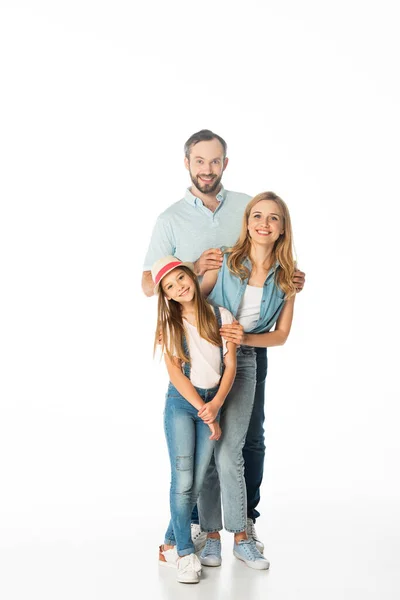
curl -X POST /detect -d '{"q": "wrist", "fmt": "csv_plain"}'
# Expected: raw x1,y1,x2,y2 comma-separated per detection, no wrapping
212,396,224,409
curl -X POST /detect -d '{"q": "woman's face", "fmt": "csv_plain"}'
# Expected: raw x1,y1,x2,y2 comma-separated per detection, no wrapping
161,268,195,303
247,200,284,245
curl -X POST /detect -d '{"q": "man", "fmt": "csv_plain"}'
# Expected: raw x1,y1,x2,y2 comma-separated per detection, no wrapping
142,129,305,554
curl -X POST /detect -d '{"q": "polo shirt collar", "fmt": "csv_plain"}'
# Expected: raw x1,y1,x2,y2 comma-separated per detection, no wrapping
184,185,226,207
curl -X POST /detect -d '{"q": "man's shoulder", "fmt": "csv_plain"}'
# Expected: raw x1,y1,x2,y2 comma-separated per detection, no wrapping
156,197,188,221
224,189,252,202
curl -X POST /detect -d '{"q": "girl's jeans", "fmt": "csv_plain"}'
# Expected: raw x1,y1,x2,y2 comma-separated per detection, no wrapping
163,382,218,556
198,347,257,532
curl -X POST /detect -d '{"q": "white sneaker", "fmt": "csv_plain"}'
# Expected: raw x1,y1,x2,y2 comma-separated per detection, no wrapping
158,545,178,568
246,518,264,553
177,553,202,584
191,523,207,552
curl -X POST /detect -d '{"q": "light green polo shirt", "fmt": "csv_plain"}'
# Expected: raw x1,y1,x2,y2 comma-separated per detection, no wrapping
143,186,251,270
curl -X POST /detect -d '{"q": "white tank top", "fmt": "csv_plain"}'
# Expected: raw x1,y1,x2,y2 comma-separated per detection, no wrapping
236,285,263,332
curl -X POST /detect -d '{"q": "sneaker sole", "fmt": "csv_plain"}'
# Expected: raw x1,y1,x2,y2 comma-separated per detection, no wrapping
233,551,270,570
177,576,200,584
200,556,222,567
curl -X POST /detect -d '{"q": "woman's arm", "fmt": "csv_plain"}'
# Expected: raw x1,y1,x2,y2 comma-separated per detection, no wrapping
164,354,205,410
200,268,220,297
220,296,296,348
198,341,237,423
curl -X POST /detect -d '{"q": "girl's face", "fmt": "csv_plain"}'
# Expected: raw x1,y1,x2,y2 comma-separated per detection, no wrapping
161,268,196,304
247,200,284,245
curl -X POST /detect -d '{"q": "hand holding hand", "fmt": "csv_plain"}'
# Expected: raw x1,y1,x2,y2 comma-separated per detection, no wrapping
219,320,245,345
198,400,219,424
194,248,223,276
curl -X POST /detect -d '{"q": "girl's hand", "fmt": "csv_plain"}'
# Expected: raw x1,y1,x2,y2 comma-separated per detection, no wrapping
219,320,244,345
198,401,219,423
208,421,222,441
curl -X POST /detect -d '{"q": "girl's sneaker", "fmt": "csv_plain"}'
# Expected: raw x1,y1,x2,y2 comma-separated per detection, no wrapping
233,539,270,570
158,545,178,568
200,538,222,566
177,553,202,584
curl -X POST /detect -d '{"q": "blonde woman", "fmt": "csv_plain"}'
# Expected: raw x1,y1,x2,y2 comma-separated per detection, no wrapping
152,256,237,584
197,192,296,570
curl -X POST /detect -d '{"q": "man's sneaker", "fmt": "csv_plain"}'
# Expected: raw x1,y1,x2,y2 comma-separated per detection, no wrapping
177,553,202,584
159,544,178,568
233,539,270,570
191,523,207,552
200,537,222,567
246,518,264,553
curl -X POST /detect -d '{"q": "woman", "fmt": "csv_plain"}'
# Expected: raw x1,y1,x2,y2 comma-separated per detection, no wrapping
197,191,296,570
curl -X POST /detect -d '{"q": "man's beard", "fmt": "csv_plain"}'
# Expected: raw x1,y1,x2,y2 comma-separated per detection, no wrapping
190,171,222,195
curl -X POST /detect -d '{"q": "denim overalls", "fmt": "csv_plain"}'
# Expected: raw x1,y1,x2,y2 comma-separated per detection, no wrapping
163,307,224,557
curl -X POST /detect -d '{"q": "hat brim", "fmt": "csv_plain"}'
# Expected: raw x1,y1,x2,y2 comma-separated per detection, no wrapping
153,261,195,294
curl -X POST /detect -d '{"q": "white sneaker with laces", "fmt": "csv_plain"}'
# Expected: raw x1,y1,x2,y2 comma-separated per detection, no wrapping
246,518,265,553
177,553,202,584
191,523,207,552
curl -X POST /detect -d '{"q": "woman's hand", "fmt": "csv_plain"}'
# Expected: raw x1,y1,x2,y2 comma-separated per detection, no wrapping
198,400,220,424
219,320,245,345
208,421,222,441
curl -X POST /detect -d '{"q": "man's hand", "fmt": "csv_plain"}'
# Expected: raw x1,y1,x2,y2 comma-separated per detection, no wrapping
219,320,245,345
194,248,224,276
198,400,219,424
208,421,222,441
293,269,305,293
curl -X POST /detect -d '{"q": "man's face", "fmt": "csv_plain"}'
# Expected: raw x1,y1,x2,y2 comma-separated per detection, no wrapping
185,139,228,195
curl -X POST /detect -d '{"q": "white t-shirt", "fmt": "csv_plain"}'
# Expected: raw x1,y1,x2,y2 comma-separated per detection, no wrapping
236,285,263,332
170,306,234,389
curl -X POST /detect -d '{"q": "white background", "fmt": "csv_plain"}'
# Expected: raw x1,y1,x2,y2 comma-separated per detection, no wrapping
1,1,399,599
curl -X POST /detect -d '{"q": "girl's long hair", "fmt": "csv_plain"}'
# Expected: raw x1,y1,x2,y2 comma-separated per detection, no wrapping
227,192,296,298
154,267,222,363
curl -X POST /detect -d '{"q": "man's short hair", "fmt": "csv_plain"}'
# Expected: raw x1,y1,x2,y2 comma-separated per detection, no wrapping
184,129,227,160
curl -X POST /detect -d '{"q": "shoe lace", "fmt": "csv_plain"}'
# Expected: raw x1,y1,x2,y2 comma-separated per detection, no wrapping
179,553,199,573
240,539,264,561
203,538,220,557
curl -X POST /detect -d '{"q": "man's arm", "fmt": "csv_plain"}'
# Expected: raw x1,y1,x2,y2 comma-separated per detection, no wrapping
142,247,224,297
142,271,155,297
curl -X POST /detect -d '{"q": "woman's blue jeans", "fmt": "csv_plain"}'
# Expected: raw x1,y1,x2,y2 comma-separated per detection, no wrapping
163,382,218,556
197,347,257,532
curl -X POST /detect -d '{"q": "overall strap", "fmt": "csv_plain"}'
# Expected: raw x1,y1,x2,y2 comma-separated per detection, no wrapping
181,325,191,379
213,306,225,377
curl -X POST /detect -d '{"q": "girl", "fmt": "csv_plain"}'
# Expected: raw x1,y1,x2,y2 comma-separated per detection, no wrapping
152,255,237,584
197,191,296,570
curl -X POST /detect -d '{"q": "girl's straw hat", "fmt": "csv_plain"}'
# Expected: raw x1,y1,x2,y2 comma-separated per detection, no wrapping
151,255,195,294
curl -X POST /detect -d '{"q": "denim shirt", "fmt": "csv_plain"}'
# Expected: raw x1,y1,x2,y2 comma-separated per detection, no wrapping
207,254,285,334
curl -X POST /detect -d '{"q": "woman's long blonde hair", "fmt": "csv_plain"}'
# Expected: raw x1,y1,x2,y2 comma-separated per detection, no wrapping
227,192,296,298
154,267,222,363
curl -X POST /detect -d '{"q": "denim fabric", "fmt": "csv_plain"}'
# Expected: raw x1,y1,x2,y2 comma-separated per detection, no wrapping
164,382,219,556
244,347,268,521
208,254,285,333
197,347,257,532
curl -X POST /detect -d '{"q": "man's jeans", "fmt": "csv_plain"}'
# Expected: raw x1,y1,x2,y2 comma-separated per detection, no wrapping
244,347,268,521
164,382,218,556
197,347,257,532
